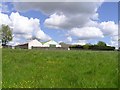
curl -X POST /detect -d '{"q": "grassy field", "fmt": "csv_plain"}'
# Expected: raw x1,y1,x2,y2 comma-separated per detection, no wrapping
2,49,118,88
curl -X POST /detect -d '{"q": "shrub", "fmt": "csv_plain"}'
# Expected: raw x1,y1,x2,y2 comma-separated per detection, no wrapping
83,44,89,49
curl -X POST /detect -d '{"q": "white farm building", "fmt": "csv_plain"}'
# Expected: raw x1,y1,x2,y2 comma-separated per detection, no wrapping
28,39,43,49
15,39,43,49
14,39,61,49
43,40,61,47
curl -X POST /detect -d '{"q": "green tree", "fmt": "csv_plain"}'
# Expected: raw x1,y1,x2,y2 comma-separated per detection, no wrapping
83,44,90,49
97,41,107,47
0,25,13,46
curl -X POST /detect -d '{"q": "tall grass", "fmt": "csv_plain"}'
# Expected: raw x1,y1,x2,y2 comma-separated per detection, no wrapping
2,49,118,88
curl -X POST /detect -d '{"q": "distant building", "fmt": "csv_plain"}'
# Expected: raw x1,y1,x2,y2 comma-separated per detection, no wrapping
15,39,43,49
43,40,61,47
59,42,71,50
59,42,70,48
14,39,62,49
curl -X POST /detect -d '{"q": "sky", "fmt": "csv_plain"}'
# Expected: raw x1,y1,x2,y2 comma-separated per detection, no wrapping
0,1,119,48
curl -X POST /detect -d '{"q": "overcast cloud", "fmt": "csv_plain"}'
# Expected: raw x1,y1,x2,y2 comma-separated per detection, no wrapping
13,2,102,30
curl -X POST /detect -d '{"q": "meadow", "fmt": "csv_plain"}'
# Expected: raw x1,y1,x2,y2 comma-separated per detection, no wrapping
2,49,118,88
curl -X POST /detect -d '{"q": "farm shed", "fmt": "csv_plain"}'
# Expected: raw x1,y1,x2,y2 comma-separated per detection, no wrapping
43,40,61,47
15,39,43,49
59,42,71,50
15,43,28,49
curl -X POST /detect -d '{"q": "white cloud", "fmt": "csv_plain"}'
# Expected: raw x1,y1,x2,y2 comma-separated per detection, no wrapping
66,36,72,42
85,20,99,27
99,21,118,36
10,12,51,41
69,27,104,40
99,21,118,48
91,13,99,20
44,13,67,29
10,12,34,35
109,35,118,49
111,35,118,41
0,12,51,45
0,13,12,27
110,40,118,49
35,30,51,41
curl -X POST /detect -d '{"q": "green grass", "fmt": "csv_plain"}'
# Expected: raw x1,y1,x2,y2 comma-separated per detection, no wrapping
2,49,118,88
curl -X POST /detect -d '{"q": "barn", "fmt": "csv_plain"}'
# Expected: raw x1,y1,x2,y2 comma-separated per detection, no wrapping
15,39,43,49
43,40,61,47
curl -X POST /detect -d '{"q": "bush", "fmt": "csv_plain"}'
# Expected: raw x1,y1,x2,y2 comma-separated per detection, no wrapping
69,41,115,51
89,45,115,51
69,45,83,49
97,41,107,47
83,44,89,49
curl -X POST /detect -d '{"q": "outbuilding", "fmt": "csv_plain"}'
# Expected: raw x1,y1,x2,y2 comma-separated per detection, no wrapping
43,40,61,47
15,39,43,49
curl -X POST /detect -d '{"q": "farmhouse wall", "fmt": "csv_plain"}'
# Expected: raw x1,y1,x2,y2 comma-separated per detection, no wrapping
15,43,28,49
32,47,68,50
28,40,43,49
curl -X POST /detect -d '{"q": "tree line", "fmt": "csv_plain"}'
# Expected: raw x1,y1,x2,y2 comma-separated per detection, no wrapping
69,41,115,51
